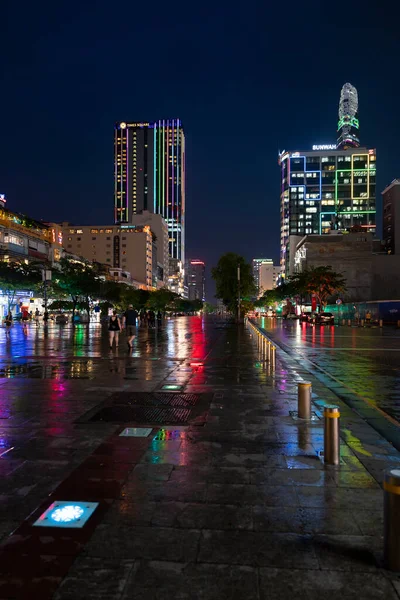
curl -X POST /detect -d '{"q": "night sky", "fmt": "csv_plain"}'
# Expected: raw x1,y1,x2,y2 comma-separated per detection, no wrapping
1,2,399,299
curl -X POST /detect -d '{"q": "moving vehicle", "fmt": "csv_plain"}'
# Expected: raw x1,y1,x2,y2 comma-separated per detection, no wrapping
314,312,334,325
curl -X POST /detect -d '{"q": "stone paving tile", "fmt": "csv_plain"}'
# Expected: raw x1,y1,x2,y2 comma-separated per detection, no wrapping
206,483,299,506
84,525,200,561
313,534,380,572
122,560,259,600
248,467,336,486
253,506,362,535
351,509,384,537
259,567,398,600
295,485,383,509
53,558,135,600
169,465,251,484
198,529,319,568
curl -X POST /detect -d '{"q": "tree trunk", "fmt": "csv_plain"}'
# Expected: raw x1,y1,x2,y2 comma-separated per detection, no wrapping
86,296,90,323
72,295,78,322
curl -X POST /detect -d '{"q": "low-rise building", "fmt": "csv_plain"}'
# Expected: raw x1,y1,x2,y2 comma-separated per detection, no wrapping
0,202,63,264
61,223,154,289
130,211,169,288
293,232,400,302
382,179,400,255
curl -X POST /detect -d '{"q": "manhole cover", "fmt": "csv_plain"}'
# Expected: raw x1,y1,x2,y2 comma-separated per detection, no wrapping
77,392,211,425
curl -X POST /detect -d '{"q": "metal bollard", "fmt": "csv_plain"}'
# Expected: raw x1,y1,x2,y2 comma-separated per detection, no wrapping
324,406,340,465
298,382,312,419
379,319,383,327
361,319,364,327
347,319,351,326
384,468,400,570
342,319,346,326
270,345,276,368
266,341,271,362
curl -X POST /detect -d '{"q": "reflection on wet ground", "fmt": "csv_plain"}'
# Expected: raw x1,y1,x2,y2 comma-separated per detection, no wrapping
0,317,399,598
258,318,400,425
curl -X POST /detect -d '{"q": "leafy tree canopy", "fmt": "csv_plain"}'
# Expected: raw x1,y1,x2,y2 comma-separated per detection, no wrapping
212,253,256,314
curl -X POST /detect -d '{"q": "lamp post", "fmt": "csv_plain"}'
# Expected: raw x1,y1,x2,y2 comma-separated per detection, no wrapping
41,268,52,320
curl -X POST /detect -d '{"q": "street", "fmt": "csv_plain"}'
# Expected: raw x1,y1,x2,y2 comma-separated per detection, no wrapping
258,317,400,435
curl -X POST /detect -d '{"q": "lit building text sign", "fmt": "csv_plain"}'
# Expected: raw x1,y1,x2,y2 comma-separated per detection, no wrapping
312,144,337,151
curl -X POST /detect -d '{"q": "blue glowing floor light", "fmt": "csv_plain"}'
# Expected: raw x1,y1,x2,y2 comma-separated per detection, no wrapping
33,501,99,528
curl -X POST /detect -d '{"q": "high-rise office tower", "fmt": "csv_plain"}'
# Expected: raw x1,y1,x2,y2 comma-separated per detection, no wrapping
279,84,376,275
337,83,360,150
252,259,279,297
185,259,205,301
114,119,185,263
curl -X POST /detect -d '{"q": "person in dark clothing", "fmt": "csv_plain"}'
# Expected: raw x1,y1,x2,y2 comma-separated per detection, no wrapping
108,311,121,349
148,310,156,328
139,309,147,327
157,310,162,327
122,304,138,348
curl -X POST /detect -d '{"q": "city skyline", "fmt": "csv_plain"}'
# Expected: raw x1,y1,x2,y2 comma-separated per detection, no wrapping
1,2,399,297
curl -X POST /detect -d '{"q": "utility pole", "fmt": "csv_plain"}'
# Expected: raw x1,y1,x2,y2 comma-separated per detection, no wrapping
237,264,241,324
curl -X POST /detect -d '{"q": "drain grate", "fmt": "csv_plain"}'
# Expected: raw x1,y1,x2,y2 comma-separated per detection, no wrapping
90,406,192,424
77,392,211,425
109,392,199,408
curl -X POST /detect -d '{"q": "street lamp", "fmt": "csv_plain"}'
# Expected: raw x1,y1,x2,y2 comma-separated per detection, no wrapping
41,268,52,319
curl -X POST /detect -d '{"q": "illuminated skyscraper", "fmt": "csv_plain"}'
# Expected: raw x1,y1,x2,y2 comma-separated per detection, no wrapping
337,83,360,150
114,120,185,263
279,83,376,275
185,259,205,301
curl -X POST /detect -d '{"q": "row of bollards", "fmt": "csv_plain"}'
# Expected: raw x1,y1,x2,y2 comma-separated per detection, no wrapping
248,321,276,369
297,383,340,465
297,381,399,570
340,318,384,327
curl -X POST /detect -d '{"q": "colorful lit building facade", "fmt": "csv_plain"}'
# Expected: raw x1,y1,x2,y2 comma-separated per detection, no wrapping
114,120,185,265
279,146,376,274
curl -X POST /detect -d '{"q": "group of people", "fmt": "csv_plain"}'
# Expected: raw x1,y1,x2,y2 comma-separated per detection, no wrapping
2,307,48,335
108,306,163,350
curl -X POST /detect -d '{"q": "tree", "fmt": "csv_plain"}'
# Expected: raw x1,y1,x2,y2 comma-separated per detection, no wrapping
54,257,101,322
0,261,41,313
289,266,346,311
212,253,257,317
146,288,178,312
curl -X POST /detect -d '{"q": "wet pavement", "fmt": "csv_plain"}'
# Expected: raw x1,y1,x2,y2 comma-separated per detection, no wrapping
0,317,399,599
257,318,400,445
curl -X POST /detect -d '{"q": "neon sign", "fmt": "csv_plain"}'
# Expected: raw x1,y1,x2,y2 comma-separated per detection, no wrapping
312,144,337,151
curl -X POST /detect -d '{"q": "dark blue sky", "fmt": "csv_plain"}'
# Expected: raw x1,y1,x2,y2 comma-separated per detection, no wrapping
1,2,398,298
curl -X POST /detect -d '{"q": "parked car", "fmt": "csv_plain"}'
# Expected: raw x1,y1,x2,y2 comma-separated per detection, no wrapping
300,312,312,322
55,314,68,324
315,312,334,325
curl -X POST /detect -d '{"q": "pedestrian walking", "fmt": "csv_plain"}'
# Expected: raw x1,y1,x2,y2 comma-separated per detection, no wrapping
21,307,29,331
34,308,40,327
139,309,147,327
122,304,138,349
4,312,12,336
43,310,49,325
157,310,162,327
365,310,372,325
148,310,156,328
108,310,121,349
